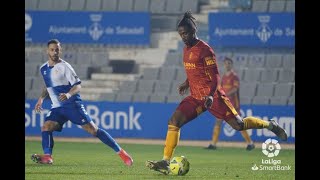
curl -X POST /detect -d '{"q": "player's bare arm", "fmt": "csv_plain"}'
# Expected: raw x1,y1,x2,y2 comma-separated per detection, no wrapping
59,84,81,101
178,79,189,95
35,86,48,113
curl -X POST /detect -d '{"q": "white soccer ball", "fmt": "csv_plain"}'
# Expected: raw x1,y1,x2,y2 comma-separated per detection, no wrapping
169,156,190,176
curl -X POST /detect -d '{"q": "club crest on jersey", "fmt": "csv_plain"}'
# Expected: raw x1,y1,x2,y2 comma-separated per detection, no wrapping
189,52,193,60
205,57,215,66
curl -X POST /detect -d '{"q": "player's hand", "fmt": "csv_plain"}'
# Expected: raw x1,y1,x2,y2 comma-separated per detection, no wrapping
34,100,43,113
59,93,71,101
178,82,189,95
204,96,213,109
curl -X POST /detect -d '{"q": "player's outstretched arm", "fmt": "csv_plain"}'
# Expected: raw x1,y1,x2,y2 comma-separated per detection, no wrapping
34,86,48,113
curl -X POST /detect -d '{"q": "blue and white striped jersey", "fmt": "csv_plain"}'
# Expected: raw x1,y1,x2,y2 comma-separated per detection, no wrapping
39,59,81,108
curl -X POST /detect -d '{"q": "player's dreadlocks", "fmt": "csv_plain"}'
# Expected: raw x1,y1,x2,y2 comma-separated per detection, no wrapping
177,10,197,31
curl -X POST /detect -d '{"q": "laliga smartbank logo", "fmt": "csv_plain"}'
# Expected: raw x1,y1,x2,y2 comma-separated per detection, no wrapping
262,138,281,157
251,138,291,171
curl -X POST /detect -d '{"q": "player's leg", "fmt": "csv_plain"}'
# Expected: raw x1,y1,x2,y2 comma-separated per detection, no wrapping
80,122,133,166
209,95,287,141
205,119,222,150
70,102,133,166
146,96,205,174
31,108,64,164
164,96,205,161
233,105,255,150
240,130,255,150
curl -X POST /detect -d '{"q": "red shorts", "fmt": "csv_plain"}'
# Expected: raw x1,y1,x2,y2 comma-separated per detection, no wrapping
176,95,238,122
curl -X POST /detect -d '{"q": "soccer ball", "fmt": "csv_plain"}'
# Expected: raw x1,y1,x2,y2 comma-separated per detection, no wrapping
169,156,190,176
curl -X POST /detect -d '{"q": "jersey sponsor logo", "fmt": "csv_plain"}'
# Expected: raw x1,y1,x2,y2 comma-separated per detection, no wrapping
184,62,196,69
205,57,215,66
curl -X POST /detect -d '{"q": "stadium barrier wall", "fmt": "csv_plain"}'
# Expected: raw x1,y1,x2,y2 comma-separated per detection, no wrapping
25,11,150,45
209,12,295,47
25,100,295,143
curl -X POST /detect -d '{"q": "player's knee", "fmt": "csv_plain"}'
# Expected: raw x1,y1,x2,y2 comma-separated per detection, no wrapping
234,121,244,131
215,119,223,126
227,120,244,131
41,123,55,132
168,111,186,128
91,130,98,136
168,119,180,128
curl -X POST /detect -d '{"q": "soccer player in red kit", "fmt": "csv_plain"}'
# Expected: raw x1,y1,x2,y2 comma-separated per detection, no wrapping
205,57,255,151
146,11,287,175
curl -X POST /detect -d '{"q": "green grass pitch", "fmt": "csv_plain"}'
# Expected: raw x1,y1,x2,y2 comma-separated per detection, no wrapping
25,140,294,180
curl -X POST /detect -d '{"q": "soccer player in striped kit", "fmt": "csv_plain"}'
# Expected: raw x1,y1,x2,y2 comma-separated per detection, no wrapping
146,11,287,175
31,39,133,166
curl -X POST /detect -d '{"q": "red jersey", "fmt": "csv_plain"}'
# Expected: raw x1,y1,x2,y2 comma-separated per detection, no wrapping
221,70,240,111
183,40,225,100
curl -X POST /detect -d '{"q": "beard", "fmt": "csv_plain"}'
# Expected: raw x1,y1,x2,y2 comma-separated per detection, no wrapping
50,55,59,61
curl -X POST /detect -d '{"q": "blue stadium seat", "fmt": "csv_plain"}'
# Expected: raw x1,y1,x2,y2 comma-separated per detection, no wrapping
25,0,39,10
285,0,295,12
175,68,186,81
252,96,269,105
260,69,279,83
142,68,160,80
132,92,150,102
99,93,116,102
69,0,85,11
115,92,133,102
288,96,295,105
133,0,150,11
251,0,268,12
150,0,166,13
269,0,286,12
154,80,172,94
159,67,177,80
166,94,183,103
240,96,252,105
86,0,102,11
256,83,275,97
166,0,183,14
38,0,53,10
239,82,257,97
265,54,283,69
182,0,199,13
118,0,134,11
101,0,117,11
25,77,33,90
243,68,262,82
270,96,288,105
232,53,248,68
247,54,266,68
25,63,40,77
274,83,292,97
149,93,167,103
119,80,138,93
278,69,295,83
282,54,295,69
136,80,156,93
